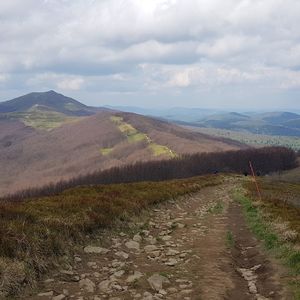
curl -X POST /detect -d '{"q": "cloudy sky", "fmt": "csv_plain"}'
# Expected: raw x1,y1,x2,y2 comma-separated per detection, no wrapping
0,0,300,110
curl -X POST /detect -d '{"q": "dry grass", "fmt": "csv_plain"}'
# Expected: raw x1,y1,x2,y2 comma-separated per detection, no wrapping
0,258,26,298
235,186,300,298
0,175,222,296
244,178,300,242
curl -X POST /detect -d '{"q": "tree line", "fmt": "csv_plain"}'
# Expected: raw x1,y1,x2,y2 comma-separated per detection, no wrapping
2,146,297,202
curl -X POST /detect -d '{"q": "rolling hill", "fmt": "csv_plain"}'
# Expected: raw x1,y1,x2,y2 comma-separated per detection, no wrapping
108,106,300,137
178,111,300,137
0,91,244,196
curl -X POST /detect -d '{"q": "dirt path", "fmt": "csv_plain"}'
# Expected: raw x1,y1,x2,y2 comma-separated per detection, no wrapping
27,181,291,300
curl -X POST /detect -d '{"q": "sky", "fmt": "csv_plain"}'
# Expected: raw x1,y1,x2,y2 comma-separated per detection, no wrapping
0,0,300,110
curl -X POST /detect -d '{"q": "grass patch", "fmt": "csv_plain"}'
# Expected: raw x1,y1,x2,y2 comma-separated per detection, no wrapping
100,147,114,155
148,143,176,158
0,175,221,297
110,115,123,124
128,132,148,143
110,115,176,157
226,230,235,248
111,116,147,143
8,109,78,130
118,122,137,135
233,188,300,298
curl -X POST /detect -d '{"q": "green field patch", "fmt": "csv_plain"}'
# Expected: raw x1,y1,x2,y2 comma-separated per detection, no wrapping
110,115,123,123
110,115,148,143
8,110,78,130
100,147,114,155
110,115,176,156
118,123,137,135
128,132,148,143
148,143,176,157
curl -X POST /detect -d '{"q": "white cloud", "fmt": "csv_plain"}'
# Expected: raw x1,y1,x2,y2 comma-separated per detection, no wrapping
0,74,8,83
57,77,85,91
1,0,300,108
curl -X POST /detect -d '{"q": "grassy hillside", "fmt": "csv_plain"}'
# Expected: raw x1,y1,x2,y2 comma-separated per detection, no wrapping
8,107,80,130
110,115,176,158
0,112,242,196
0,175,221,297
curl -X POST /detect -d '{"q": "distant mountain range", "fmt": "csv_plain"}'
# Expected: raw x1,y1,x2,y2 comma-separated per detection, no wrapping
184,111,300,136
107,106,300,137
0,91,242,195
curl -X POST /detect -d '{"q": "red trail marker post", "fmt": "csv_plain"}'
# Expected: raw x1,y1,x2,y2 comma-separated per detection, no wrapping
249,160,262,201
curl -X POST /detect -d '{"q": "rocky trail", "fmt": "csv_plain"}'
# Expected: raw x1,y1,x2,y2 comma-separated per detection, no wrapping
27,181,292,300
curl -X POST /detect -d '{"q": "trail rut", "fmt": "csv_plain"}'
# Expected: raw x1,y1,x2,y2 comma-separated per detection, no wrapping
27,181,291,300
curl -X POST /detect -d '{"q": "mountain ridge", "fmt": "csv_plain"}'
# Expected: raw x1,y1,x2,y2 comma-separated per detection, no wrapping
0,90,101,116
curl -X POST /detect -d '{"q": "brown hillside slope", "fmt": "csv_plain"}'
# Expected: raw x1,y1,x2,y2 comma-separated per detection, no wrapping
0,111,244,196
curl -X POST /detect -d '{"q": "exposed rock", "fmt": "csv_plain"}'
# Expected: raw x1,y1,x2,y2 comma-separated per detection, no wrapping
74,256,82,263
144,245,159,253
38,291,54,297
126,271,143,283
125,240,140,250
87,262,97,268
115,251,129,259
166,249,180,256
143,291,153,300
111,282,123,291
98,279,111,292
58,270,80,282
248,281,257,294
111,270,125,279
165,258,178,266
147,273,170,291
148,250,161,258
62,289,69,296
145,237,157,245
44,278,55,284
133,234,142,242
52,295,66,300
84,246,110,254
79,278,96,293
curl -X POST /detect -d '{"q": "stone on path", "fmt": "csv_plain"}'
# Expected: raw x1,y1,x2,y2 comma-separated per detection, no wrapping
37,291,53,297
133,234,142,242
84,246,110,254
79,278,96,293
147,273,170,291
52,295,66,300
126,271,143,283
98,279,111,292
125,240,140,250
165,258,178,266
115,251,129,259
144,245,159,253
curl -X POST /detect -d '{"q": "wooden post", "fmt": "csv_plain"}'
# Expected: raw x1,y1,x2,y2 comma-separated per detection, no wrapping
249,160,262,201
